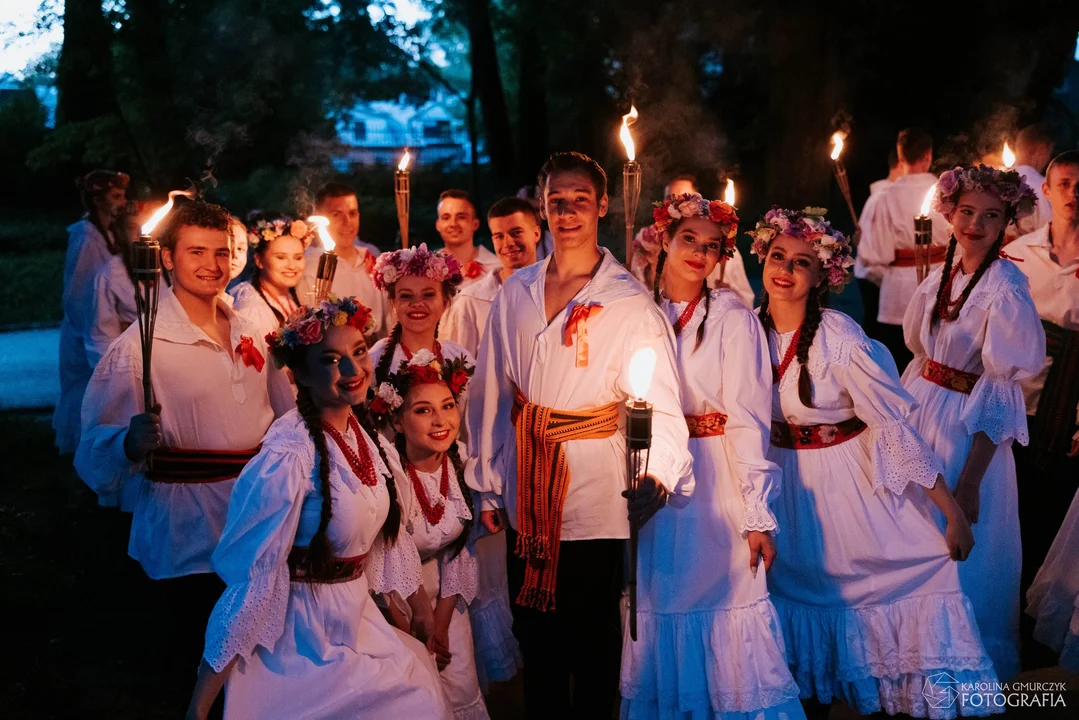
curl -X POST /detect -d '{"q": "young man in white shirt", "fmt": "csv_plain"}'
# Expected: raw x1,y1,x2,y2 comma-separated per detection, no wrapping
467,151,693,719
76,199,294,690
440,196,541,357
436,189,502,289
1007,151,1079,614
854,148,903,340
1012,123,1055,238
858,127,948,371
303,182,390,338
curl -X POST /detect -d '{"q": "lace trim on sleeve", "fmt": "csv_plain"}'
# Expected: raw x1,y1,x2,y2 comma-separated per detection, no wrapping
868,421,943,494
367,528,423,597
739,497,779,535
202,563,290,672
961,374,1030,446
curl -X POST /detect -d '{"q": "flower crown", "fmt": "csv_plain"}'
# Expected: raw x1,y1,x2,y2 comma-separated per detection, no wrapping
370,349,475,424
371,243,464,292
248,216,314,248
932,164,1038,224
747,207,855,293
652,193,739,258
265,296,374,365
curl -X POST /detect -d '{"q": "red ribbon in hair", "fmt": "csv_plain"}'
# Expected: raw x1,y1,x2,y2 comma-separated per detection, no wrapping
236,336,265,372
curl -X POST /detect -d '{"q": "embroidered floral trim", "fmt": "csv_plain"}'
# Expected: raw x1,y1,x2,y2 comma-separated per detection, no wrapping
685,412,728,438
770,416,867,450
922,360,980,395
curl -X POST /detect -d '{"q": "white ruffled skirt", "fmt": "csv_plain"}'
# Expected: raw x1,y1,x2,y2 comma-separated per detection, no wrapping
469,530,522,692
1026,488,1079,673
621,435,804,719
767,432,1001,718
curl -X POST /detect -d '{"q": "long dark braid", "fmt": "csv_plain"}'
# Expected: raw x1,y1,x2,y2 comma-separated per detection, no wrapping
757,292,774,332
693,281,710,352
930,233,1003,332
354,404,401,543
795,290,824,408
375,323,403,385
652,249,668,304
295,384,336,578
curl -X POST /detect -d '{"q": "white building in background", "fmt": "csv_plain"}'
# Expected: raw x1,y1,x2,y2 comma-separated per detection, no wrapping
333,89,475,171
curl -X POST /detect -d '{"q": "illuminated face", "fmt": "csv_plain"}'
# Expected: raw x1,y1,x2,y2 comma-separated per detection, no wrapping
255,235,305,291
661,217,724,287
762,234,824,304
436,197,479,249
952,191,1007,257
489,211,540,271
1044,163,1079,223
395,382,460,458
319,194,360,247
664,179,696,198
392,275,446,336
229,222,249,280
162,225,232,299
542,169,608,250
294,324,373,410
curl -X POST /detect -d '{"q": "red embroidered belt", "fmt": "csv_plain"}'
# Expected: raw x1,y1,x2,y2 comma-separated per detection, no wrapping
287,547,369,584
147,446,261,484
922,359,980,395
686,412,728,438
770,416,867,450
892,246,948,267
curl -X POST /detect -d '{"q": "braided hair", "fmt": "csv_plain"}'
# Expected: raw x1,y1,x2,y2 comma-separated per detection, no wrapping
354,403,402,543
929,233,1003,332
652,224,713,353
758,285,827,409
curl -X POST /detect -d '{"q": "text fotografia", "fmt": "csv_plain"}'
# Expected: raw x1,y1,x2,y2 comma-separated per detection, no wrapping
923,674,1069,710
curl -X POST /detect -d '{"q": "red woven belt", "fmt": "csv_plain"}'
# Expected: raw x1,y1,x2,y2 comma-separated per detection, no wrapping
287,547,368,584
891,246,947,267
147,446,261,484
770,416,867,450
922,359,980,395
686,412,728,438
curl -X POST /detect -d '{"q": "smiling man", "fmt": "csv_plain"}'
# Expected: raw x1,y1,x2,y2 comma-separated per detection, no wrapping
436,189,502,289
466,152,692,718
440,197,541,357
75,198,294,681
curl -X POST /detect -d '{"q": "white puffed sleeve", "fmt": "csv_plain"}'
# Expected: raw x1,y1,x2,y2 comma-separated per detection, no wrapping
960,284,1046,446
466,291,511,511
843,339,944,495
74,335,144,507
716,308,781,534
438,470,479,604
901,271,936,384
365,432,424,597
203,444,312,672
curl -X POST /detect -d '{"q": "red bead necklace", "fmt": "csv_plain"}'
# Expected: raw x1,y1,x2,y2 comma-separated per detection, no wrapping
672,292,705,335
772,325,803,385
322,415,378,487
407,455,451,526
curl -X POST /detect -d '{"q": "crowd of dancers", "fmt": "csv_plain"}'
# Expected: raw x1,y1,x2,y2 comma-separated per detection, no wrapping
54,138,1079,719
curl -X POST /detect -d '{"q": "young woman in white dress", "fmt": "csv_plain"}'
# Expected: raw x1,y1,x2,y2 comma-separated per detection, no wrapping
749,208,999,718
185,297,450,720
372,349,490,719
1026,486,1079,673
370,244,473,384
901,166,1046,680
620,193,805,719
229,217,308,340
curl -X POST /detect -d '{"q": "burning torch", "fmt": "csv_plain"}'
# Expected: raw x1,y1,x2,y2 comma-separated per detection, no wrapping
621,106,642,262
914,185,936,285
395,149,411,249
625,346,656,642
717,179,737,287
307,215,337,302
134,190,192,411
830,132,859,237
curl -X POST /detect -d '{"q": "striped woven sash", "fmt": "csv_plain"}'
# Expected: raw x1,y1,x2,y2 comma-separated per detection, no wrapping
146,446,260,484
287,547,368,584
511,389,619,611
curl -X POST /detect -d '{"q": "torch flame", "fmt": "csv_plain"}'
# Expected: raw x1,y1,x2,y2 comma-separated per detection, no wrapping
140,189,195,235
307,215,335,252
723,179,736,207
628,346,656,400
620,105,639,162
830,132,845,161
920,185,936,216
1002,142,1015,169
398,149,411,172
